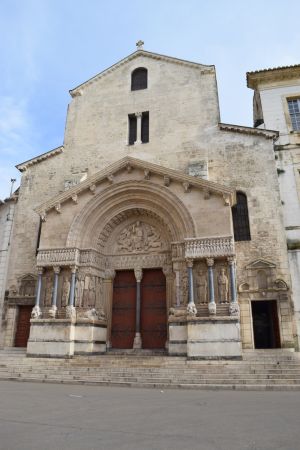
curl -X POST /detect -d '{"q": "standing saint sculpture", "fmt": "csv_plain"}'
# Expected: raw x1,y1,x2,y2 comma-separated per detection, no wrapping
196,270,207,304
218,268,229,303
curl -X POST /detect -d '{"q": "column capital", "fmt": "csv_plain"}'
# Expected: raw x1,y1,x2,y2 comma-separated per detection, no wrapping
37,267,44,275
162,264,174,278
104,269,116,280
227,256,236,265
70,265,78,274
135,111,143,118
53,266,61,274
134,267,143,282
206,258,214,267
186,258,194,268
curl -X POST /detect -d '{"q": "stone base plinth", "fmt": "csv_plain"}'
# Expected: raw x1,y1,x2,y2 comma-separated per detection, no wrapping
168,320,187,356
74,319,107,355
27,318,107,358
168,316,242,359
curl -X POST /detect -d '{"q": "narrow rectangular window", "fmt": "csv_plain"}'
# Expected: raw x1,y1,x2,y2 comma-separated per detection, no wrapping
288,99,300,131
141,112,149,143
128,114,137,145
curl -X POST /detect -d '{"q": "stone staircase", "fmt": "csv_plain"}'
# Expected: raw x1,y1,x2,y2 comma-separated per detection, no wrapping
0,348,300,390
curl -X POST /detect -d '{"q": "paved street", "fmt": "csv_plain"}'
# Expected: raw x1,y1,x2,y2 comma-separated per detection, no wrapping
0,381,299,450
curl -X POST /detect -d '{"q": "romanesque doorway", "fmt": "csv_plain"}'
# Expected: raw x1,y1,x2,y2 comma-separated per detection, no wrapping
110,268,167,349
14,305,32,347
141,269,167,349
251,300,281,349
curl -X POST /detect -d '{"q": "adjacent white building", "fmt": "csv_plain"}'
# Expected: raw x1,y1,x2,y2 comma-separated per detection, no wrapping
247,65,300,348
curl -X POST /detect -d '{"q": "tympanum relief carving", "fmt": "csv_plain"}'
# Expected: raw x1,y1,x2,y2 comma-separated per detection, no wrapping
117,221,163,253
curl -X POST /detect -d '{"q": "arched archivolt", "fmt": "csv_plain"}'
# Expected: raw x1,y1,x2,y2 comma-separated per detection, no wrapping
67,181,195,249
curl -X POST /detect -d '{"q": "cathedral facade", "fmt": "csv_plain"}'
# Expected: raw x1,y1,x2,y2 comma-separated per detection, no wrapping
0,44,296,358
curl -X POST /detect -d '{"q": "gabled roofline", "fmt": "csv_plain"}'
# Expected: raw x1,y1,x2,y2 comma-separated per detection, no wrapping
16,146,64,172
35,156,235,216
247,64,300,89
219,123,279,140
69,49,215,97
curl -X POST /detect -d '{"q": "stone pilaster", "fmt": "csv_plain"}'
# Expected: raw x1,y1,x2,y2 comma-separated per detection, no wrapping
31,267,43,318
207,258,216,315
66,266,77,320
228,257,240,316
103,269,115,348
186,259,197,316
49,266,60,318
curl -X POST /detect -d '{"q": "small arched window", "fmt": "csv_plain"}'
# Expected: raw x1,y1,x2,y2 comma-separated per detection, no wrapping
232,192,251,241
131,67,147,91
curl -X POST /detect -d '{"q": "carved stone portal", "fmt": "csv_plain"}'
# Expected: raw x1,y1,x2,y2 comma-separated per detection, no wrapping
117,221,162,253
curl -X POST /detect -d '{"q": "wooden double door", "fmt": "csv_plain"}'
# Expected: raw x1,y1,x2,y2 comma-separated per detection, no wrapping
111,269,167,349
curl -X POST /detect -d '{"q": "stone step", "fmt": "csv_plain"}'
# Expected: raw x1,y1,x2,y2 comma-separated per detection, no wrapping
1,374,300,391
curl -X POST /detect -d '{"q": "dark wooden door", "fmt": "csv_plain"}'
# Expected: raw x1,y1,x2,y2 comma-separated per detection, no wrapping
141,269,167,349
111,270,136,349
15,305,32,347
252,300,280,349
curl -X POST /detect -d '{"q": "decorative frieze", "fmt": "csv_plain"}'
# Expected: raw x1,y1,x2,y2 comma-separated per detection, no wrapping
37,248,80,267
184,236,235,259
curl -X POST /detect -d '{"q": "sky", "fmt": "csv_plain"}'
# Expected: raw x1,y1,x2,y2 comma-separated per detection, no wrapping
0,0,299,199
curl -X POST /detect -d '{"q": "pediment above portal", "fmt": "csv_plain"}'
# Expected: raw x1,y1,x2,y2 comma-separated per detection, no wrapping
35,156,236,219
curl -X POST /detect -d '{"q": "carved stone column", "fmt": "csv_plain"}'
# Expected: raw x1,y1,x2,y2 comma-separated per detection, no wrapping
31,267,43,318
186,259,197,316
163,265,175,350
173,262,181,307
135,112,142,144
207,258,216,315
228,257,239,316
133,267,143,349
163,265,174,311
103,269,115,348
66,266,77,320
49,266,60,318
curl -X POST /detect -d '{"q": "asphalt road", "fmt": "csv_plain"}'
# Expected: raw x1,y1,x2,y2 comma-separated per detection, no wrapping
0,381,299,450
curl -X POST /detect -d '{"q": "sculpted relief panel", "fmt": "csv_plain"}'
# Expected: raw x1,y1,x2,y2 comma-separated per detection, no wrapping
116,221,163,254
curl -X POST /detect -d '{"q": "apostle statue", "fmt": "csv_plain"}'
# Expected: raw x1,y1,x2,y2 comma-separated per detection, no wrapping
218,268,229,303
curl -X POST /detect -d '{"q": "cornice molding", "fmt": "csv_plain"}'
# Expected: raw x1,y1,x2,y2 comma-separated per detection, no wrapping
35,156,236,217
219,123,278,140
69,50,215,97
247,64,300,89
16,146,64,172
